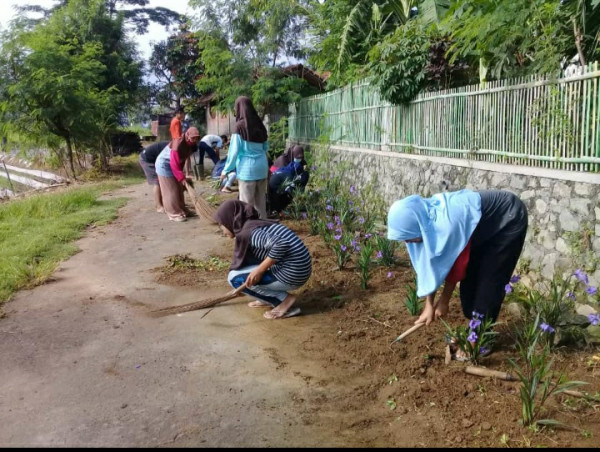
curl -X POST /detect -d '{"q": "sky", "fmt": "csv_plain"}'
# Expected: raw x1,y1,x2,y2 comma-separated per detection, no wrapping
0,0,194,60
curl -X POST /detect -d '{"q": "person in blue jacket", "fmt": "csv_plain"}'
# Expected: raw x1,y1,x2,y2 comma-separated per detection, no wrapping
220,96,269,218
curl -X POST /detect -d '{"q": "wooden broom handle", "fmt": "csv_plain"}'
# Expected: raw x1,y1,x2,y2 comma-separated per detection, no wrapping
465,366,597,400
390,322,425,346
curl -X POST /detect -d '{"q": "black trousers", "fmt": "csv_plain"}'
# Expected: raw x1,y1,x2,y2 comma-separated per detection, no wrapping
459,205,528,322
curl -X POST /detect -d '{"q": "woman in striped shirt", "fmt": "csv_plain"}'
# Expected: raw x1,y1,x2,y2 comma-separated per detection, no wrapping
214,200,312,319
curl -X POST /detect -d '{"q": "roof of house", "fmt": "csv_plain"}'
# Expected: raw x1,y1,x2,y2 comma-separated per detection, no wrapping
282,64,327,90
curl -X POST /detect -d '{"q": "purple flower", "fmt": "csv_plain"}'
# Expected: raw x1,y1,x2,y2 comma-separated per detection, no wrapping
540,323,556,334
472,311,483,320
387,272,393,278
350,185,356,194
334,234,342,241
469,318,481,329
348,200,353,206
335,227,342,233
479,347,488,355
326,205,333,211
301,212,307,219
586,286,597,295
334,215,340,224
467,331,478,342
341,245,347,252
567,291,576,300
358,217,365,225
326,222,334,230
588,313,600,326
504,284,513,294
574,269,589,284
510,275,521,284
354,246,361,253
351,240,357,247
365,233,372,239
311,165,316,171
376,251,383,259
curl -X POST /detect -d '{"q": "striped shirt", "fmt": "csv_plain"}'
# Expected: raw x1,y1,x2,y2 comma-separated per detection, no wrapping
250,224,312,287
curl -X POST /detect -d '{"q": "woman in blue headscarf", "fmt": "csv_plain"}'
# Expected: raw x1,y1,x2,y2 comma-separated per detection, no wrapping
387,189,528,331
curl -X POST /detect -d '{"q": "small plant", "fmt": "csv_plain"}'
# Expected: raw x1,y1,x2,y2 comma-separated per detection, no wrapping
374,234,397,267
508,313,588,427
331,230,353,270
386,398,397,410
442,311,499,364
404,280,422,316
388,374,398,385
357,239,374,289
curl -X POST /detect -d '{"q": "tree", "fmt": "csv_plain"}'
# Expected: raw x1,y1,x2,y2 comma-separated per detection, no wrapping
442,0,600,81
0,0,143,176
17,0,182,34
149,23,206,117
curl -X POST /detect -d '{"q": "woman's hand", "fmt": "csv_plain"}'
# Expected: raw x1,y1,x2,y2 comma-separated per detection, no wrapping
246,268,264,287
415,294,436,325
219,173,226,181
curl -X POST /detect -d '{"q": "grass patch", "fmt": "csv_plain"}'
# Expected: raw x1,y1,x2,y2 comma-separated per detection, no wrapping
162,254,230,274
0,184,128,304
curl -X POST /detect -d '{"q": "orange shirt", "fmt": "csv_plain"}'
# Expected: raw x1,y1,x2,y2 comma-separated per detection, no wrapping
170,117,182,139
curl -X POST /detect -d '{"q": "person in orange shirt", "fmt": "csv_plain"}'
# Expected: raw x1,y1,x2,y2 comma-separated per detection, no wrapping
170,107,184,139
170,108,193,177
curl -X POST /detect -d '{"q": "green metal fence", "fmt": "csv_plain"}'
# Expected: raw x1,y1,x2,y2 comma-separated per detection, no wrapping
289,62,600,173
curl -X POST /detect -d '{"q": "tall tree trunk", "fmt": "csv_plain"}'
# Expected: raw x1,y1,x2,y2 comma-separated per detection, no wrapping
573,18,587,67
65,136,76,180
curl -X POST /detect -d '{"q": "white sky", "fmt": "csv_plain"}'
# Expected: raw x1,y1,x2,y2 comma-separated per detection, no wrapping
0,0,193,60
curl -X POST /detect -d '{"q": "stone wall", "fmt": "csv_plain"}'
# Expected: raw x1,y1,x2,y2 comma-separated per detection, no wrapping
291,142,600,286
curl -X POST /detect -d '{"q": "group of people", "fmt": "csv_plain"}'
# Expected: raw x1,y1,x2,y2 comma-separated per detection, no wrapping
139,97,309,223
140,97,529,359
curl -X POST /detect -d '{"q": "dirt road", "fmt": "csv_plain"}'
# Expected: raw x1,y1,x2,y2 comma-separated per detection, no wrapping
0,183,356,447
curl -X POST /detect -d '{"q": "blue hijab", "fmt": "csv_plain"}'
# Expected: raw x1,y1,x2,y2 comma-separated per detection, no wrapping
387,190,482,297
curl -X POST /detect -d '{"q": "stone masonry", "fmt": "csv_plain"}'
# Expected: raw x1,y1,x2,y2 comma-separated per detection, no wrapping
291,142,600,288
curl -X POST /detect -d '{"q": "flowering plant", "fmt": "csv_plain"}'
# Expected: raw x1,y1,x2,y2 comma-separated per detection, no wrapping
442,311,499,364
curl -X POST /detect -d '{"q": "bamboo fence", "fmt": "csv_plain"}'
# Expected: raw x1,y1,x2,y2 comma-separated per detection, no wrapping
288,62,600,173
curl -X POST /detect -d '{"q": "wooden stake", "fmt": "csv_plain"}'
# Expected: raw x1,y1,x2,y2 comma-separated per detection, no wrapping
465,366,598,401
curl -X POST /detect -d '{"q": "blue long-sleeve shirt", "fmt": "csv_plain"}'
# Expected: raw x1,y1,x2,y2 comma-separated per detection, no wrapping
222,133,268,181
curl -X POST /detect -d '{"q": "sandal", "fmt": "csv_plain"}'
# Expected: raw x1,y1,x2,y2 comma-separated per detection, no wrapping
263,307,301,320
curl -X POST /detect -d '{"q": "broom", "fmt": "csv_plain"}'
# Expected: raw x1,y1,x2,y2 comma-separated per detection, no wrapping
149,282,248,318
184,182,216,223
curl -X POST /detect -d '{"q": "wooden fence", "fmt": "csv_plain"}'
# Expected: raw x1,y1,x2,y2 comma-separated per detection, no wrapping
288,62,600,173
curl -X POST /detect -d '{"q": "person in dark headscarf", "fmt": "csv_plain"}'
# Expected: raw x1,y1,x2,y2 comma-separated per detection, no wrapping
270,145,306,174
220,96,269,218
214,200,312,319
268,146,310,215
387,189,528,360
155,127,201,222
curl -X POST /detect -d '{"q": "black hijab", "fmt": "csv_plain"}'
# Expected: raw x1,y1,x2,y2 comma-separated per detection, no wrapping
214,200,277,270
273,145,304,168
233,96,268,143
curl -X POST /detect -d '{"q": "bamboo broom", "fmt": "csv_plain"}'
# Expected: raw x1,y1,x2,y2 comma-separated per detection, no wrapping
149,283,248,318
184,182,216,223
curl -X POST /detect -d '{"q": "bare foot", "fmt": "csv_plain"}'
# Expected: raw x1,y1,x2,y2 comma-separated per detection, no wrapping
248,300,273,308
264,306,301,319
263,294,300,319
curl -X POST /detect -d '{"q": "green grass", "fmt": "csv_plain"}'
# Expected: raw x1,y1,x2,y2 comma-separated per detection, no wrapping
0,183,130,305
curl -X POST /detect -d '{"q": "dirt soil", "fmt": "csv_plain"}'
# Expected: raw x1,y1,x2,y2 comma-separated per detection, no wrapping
1,179,599,447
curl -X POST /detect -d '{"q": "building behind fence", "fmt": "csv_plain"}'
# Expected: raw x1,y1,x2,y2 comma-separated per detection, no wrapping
287,62,600,289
